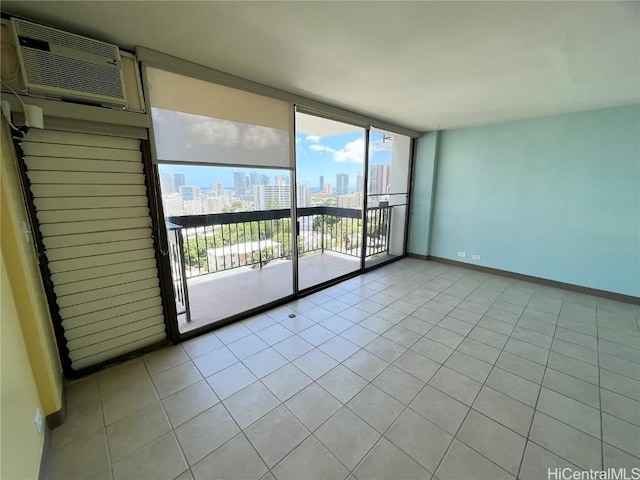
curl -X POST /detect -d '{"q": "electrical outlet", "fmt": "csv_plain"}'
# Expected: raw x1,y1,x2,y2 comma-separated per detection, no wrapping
24,104,44,129
34,408,43,435
457,252,466,258
1,100,11,122
472,255,481,260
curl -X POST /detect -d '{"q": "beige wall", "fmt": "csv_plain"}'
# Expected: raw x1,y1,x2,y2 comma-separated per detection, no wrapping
1,119,64,478
1,252,44,480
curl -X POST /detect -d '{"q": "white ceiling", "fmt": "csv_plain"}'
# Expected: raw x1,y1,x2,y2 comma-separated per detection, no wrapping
3,1,639,132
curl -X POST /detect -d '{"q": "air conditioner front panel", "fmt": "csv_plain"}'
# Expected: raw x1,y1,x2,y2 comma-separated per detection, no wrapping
12,18,127,107
15,19,118,58
21,48,125,102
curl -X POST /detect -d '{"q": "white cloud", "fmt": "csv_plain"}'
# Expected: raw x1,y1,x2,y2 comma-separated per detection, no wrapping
309,143,336,153
306,135,321,143
332,138,365,163
371,139,392,153
243,126,284,149
189,118,240,147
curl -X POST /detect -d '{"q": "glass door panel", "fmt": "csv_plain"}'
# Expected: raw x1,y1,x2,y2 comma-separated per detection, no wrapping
146,67,297,336
365,130,412,267
295,111,366,290
158,163,294,333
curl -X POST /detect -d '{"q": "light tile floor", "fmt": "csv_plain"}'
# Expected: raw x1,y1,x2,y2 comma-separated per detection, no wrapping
52,259,640,480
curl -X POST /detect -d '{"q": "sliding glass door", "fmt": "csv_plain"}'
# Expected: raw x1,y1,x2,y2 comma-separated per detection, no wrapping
146,66,414,337
156,163,294,333
365,129,412,266
146,67,296,334
294,111,366,290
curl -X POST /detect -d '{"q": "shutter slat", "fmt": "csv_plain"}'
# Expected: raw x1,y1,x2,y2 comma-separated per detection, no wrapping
41,217,150,236
32,184,147,197
22,143,141,161
38,207,150,224
25,129,140,150
71,332,167,369
69,325,166,361
66,315,165,351
61,297,162,330
46,238,154,262
55,268,158,297
58,279,160,309
25,156,144,173
34,196,149,211
60,287,161,319
64,306,164,340
52,259,157,285
48,249,156,273
27,171,144,185
43,227,151,249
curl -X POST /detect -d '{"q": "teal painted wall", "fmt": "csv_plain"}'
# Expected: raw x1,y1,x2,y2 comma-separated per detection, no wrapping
408,132,438,256
428,104,640,297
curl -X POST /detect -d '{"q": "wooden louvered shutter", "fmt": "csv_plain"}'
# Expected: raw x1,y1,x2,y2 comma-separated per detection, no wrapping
23,128,167,371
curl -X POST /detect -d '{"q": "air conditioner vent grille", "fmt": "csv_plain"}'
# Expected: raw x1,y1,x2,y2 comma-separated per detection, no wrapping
22,49,124,98
16,20,117,59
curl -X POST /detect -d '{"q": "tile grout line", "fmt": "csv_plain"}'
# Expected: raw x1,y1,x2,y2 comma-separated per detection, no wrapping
260,269,436,479
432,280,535,479
343,270,476,478
349,272,518,478
94,370,115,480
515,293,565,478
414,274,537,478
596,304,605,471
301,267,475,478
145,357,191,480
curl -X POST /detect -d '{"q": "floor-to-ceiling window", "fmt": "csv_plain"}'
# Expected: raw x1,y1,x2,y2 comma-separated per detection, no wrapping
365,129,412,267
146,68,296,334
145,68,414,336
294,111,367,291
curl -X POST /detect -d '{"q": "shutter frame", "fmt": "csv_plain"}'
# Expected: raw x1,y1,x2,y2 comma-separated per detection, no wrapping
22,127,168,372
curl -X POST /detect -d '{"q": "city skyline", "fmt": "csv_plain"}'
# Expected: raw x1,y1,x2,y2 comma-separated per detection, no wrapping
158,131,392,191
158,129,397,216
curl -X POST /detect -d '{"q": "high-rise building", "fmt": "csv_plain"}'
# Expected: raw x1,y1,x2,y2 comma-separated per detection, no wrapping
337,192,363,208
179,185,200,201
336,173,349,195
173,173,187,190
233,172,247,196
319,176,324,192
297,184,311,208
183,200,202,215
253,184,292,210
326,182,333,195
162,193,182,216
357,175,364,193
369,164,391,195
205,196,226,213
160,172,176,193
262,174,270,186
250,172,263,187
212,182,225,196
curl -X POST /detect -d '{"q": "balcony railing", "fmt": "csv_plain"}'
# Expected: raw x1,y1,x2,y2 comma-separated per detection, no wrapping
166,221,190,322
166,206,392,280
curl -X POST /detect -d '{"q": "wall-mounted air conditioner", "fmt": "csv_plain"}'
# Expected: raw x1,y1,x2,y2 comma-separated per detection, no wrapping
10,18,144,111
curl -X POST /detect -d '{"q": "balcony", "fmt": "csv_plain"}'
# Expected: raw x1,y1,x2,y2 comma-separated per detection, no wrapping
166,206,393,332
